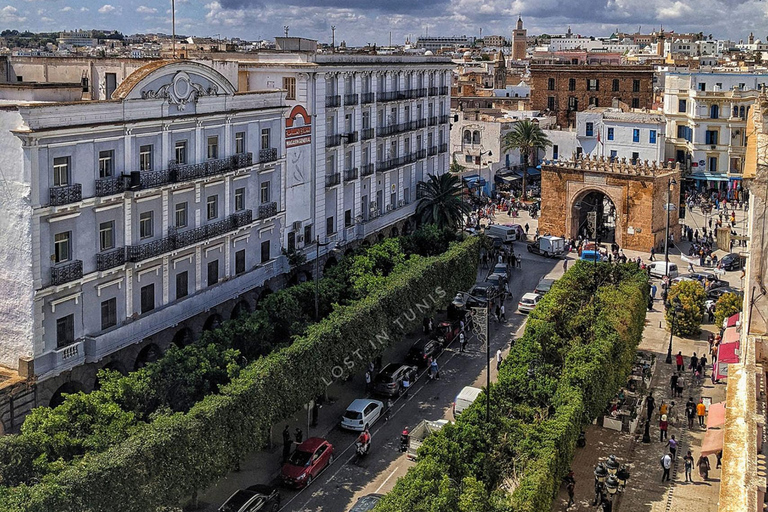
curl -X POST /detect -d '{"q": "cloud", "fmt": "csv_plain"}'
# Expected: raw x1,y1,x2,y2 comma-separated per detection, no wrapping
60,5,72,11
0,5,27,23
98,4,115,13
79,6,88,11
136,5,157,13
220,0,448,14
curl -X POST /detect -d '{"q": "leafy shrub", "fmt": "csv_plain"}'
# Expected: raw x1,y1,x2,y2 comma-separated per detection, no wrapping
665,280,707,336
714,292,742,327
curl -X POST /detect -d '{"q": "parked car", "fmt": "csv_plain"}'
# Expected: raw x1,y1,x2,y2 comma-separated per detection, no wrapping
433,320,461,345
648,262,679,279
707,287,743,301
466,284,492,308
453,386,483,418
406,338,443,367
373,363,417,397
719,253,745,271
518,292,541,313
485,275,507,293
534,278,556,296
490,263,509,280
348,494,384,512
487,234,504,248
219,484,280,512
341,398,384,431
281,438,334,488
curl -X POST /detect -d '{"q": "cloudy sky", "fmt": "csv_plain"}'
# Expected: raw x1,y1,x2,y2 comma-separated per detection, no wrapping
2,0,768,46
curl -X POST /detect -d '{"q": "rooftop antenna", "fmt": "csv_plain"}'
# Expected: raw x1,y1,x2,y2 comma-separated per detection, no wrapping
171,0,176,58
284,26,289,37
389,31,392,47
331,25,336,51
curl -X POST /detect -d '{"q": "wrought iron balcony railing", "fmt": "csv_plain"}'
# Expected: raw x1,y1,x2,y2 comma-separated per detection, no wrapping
344,93,359,105
95,176,125,197
325,173,341,187
170,153,254,182
378,125,398,137
428,116,438,126
360,163,375,177
343,168,358,181
361,128,375,140
417,118,428,128
428,87,439,96
326,95,341,108
258,202,277,220
428,146,438,156
96,248,126,271
439,86,449,95
439,143,448,153
327,134,342,148
259,148,278,163
342,131,358,144
361,92,375,104
51,260,83,285
49,184,82,206
439,114,450,124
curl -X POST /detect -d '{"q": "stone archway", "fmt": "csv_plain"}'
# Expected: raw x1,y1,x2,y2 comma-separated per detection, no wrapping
134,343,162,371
93,360,128,389
390,226,400,238
49,381,86,407
230,300,251,321
324,256,338,272
255,288,273,309
570,189,619,244
171,327,195,347
402,220,413,236
202,313,224,332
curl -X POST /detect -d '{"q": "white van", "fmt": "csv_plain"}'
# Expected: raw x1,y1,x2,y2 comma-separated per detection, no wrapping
453,386,483,418
486,225,518,242
649,262,679,279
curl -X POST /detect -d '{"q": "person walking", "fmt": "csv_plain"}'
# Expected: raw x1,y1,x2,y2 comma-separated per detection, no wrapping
646,392,656,420
697,453,711,480
499,304,506,322
651,283,658,300
563,259,568,272
659,414,669,441
516,254,522,269
401,375,410,398
690,353,699,375
686,397,696,429
650,247,656,261
564,470,576,508
667,435,678,458
683,451,694,482
496,349,503,370
459,331,466,353
659,400,668,417
429,359,439,380
675,351,684,372
282,425,292,462
670,373,679,396
697,399,707,427
661,452,672,482
365,370,372,392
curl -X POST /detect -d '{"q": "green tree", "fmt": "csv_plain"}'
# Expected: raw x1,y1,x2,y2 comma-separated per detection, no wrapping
666,281,707,336
416,173,472,230
501,120,552,200
714,292,743,327
450,156,466,174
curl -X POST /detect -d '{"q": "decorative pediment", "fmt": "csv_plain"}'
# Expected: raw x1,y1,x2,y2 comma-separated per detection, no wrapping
141,71,219,110
113,61,236,104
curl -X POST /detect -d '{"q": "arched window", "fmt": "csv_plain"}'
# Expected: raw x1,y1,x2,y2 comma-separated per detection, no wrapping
472,130,481,144
739,106,745,119
710,104,719,119
733,106,739,118
463,130,471,144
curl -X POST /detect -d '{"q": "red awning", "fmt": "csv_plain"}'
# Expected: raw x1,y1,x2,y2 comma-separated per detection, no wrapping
719,342,741,364
723,327,740,344
701,428,724,456
707,402,726,429
726,313,740,327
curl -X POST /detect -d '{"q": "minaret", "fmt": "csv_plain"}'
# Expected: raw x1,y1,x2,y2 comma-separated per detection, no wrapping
657,25,665,57
512,15,527,60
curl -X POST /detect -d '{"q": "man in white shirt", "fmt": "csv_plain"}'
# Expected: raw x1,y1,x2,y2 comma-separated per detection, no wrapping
661,452,672,482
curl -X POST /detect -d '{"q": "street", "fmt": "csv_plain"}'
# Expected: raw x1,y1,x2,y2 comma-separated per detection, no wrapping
196,238,559,512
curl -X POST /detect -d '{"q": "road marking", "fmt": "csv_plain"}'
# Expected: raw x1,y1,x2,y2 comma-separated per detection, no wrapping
374,467,400,494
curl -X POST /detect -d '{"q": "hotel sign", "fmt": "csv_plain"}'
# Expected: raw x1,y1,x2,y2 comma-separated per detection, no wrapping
285,105,312,148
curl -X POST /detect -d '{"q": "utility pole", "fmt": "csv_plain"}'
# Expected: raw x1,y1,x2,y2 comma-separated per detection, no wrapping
284,26,289,37
331,26,336,51
171,0,176,58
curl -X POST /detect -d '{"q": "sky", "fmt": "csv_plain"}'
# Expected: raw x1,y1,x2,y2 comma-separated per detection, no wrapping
2,0,768,47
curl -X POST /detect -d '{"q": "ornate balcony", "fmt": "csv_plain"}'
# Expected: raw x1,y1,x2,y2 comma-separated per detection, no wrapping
327,134,342,148
417,118,428,128
415,149,427,159
326,95,341,108
439,115,450,124
343,168,358,181
439,86,449,95
361,128,375,140
342,131,358,144
95,176,125,197
428,146,438,156
428,116,438,126
96,248,125,271
361,92,375,104
377,91,400,102
258,202,277,220
259,148,278,164
51,260,83,286
325,173,341,188
344,93,359,105
360,164,375,177
170,153,254,182
439,143,448,153
428,87,439,96
378,125,398,137
414,88,427,98
49,184,82,206
138,169,172,189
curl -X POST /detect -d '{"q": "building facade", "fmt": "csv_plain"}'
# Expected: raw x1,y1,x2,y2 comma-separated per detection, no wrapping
530,64,655,128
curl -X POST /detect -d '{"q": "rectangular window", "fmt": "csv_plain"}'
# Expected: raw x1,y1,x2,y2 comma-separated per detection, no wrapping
678,99,687,113
234,188,245,211
54,231,71,263
207,195,218,220
53,156,70,186
612,79,620,92
326,216,335,235
99,221,114,252
304,225,312,244
547,96,555,111
235,249,246,275
175,271,188,300
175,202,188,228
235,132,246,154
139,211,153,239
631,98,640,108
632,129,640,143
709,156,718,173
589,97,598,107
677,124,685,139
568,97,578,110
175,140,187,164
98,150,114,178
260,240,271,263
585,122,594,137
345,209,352,227
632,79,641,93
261,128,270,150
610,150,618,161
705,130,719,145
287,231,296,252
607,128,614,140
260,182,270,203
140,284,155,314
283,76,296,100
56,314,75,348
139,145,153,171
649,130,657,144
101,298,117,330
207,136,219,160
552,144,559,160
547,77,555,90
631,152,640,164
697,83,706,91
568,78,576,91
587,79,599,91
207,260,219,286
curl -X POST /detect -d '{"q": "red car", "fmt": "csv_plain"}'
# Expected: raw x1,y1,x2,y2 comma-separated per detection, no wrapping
281,437,334,488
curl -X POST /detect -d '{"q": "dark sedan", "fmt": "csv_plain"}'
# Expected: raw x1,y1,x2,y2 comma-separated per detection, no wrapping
719,253,745,271
219,484,280,512
406,338,443,367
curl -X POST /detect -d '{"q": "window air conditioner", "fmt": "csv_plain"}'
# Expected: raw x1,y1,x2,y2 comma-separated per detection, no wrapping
292,221,302,231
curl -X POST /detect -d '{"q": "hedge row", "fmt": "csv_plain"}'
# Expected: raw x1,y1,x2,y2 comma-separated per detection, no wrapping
374,262,648,512
0,235,480,512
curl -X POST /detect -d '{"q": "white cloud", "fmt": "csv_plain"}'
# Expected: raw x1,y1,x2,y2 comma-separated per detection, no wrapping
79,6,88,11
136,5,157,14
658,1,693,19
98,4,115,14
60,5,72,11
0,5,27,23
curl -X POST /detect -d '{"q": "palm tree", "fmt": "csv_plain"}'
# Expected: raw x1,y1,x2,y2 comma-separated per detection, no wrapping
416,172,472,230
501,119,552,200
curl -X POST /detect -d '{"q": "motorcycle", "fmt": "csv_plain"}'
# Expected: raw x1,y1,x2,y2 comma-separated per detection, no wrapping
356,431,371,456
400,428,410,452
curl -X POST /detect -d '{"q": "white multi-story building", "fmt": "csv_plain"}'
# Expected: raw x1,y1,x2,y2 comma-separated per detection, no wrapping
238,43,453,249
663,71,768,191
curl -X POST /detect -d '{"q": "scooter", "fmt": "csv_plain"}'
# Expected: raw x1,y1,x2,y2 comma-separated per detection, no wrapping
400,428,410,452
356,440,370,456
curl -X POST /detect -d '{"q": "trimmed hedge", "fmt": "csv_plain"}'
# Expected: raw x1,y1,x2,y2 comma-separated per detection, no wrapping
374,262,648,512
0,236,480,512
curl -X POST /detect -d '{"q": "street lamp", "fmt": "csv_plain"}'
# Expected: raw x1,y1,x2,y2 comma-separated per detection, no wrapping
665,297,683,364
663,177,678,283
477,149,492,198
574,200,600,292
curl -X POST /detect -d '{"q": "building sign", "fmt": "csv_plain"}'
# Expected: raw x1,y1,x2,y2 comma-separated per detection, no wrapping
286,136,312,148
285,105,312,148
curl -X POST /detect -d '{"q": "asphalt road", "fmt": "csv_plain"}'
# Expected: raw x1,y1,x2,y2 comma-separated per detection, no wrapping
272,246,558,512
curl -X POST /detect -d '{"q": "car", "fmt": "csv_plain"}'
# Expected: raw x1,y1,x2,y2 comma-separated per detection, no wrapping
518,292,541,313
281,438,334,488
487,234,504,248
341,398,384,431
466,284,492,308
485,275,507,293
648,262,679,279
534,278,556,295
707,287,743,301
219,484,280,512
433,320,462,345
490,263,509,280
720,253,745,271
373,363,417,397
406,338,444,367
348,494,384,512
680,272,729,290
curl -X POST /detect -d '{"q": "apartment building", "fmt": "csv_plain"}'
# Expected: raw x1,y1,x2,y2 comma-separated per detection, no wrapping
0,60,288,424
237,42,453,250
663,71,768,191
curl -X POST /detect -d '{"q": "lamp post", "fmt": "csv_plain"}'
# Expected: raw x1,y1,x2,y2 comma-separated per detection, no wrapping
665,297,683,364
663,177,678,283
477,149,492,198
574,200,600,292
594,455,628,507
